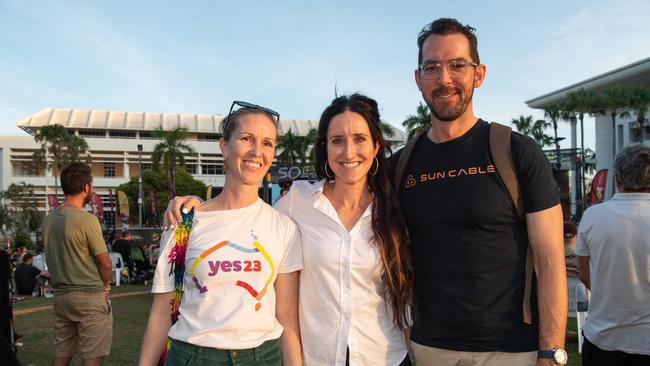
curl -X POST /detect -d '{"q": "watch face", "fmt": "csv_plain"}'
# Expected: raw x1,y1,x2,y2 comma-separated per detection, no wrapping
553,348,568,364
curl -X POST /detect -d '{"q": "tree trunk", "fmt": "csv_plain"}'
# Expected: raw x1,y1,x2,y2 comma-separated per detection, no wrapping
167,163,175,201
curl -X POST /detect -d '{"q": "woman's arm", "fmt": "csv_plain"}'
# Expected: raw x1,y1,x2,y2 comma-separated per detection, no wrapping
139,292,173,366
275,271,302,366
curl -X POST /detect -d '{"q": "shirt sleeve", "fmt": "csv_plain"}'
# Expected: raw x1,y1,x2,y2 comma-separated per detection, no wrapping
151,230,176,293
278,216,303,274
512,133,560,213
86,215,108,256
574,211,592,257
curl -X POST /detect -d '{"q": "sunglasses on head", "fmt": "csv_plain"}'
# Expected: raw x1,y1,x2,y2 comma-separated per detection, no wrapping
224,100,280,131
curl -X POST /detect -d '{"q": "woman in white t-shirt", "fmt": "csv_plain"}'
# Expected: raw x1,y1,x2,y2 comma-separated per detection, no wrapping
139,102,303,366
165,95,414,366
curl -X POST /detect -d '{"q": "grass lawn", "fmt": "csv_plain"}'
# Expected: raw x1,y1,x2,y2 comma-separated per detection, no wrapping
13,287,583,365
14,285,153,366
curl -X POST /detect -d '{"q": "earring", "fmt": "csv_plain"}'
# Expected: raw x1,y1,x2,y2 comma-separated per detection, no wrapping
324,161,335,179
369,156,379,176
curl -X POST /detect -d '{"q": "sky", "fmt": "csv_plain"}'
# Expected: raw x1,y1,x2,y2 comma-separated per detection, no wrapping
1,0,649,151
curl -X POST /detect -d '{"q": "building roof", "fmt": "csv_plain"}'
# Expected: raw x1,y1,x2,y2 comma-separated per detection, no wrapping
16,108,406,141
525,57,650,109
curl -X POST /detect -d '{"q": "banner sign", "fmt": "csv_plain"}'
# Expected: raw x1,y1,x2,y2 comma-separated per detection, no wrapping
117,190,130,224
591,169,608,205
267,164,318,183
47,194,60,209
90,192,104,218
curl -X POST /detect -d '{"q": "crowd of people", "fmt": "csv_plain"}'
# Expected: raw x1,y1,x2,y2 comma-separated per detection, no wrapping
1,16,648,366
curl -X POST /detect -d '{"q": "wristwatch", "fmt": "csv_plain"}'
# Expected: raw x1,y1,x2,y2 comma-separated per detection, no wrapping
538,348,568,365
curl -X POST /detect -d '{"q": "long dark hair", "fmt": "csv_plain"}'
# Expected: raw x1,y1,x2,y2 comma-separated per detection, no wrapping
314,94,413,328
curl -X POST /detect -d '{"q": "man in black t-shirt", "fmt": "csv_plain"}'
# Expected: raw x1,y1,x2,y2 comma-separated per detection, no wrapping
111,231,134,280
15,253,49,296
390,18,567,366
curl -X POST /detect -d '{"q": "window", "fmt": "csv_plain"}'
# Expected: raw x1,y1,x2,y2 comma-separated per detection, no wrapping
13,161,37,176
185,164,197,174
104,162,116,177
78,129,106,138
198,133,221,141
202,164,217,175
109,130,136,139
141,163,152,170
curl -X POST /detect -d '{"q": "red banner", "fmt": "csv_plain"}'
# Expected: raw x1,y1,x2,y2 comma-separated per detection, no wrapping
591,169,608,205
90,192,104,218
47,194,59,209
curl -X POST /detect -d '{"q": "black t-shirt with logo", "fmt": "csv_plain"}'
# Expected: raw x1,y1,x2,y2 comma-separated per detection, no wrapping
390,119,559,352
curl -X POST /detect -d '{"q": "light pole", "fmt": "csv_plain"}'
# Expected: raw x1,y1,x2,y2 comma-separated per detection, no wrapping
137,144,143,228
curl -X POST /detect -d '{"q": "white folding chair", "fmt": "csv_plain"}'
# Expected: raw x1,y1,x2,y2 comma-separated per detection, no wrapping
109,252,125,287
575,281,590,353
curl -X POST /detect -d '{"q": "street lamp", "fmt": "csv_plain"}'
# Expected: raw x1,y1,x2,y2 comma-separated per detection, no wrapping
137,144,143,228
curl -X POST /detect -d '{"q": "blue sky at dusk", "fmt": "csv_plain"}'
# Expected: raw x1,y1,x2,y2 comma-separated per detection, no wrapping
1,0,649,150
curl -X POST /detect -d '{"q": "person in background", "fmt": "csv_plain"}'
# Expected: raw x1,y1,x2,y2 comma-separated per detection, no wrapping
111,231,133,281
563,222,578,276
576,144,650,365
14,253,50,296
43,162,113,366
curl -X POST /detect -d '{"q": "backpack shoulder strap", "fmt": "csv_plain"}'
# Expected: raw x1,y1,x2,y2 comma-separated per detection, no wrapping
489,122,533,325
395,130,426,192
489,122,524,219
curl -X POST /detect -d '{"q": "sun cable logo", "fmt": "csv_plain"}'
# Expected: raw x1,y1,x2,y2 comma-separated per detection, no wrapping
404,164,495,189
405,175,417,188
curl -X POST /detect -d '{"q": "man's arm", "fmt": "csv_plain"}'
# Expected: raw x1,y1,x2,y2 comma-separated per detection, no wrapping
275,271,302,366
526,204,567,363
95,252,113,296
578,256,590,290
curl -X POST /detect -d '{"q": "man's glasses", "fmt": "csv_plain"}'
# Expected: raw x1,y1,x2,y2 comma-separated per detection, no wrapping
418,60,478,80
224,100,280,130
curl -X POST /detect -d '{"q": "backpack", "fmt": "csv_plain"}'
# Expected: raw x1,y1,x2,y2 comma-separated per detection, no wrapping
393,122,533,325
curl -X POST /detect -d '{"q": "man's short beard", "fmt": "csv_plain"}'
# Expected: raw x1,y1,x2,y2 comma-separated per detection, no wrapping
426,86,474,122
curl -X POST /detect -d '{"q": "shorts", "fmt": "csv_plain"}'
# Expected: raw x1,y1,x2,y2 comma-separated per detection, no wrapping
52,291,113,359
166,338,282,366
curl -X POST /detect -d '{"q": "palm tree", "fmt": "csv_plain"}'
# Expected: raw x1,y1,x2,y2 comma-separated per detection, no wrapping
402,102,431,141
531,119,554,148
566,88,603,159
152,127,195,200
627,85,650,142
511,115,534,136
512,115,553,148
544,104,564,169
276,129,303,164
33,124,90,196
381,121,396,139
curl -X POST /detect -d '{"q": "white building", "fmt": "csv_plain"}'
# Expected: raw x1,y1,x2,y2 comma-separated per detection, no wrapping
0,107,405,228
526,57,650,201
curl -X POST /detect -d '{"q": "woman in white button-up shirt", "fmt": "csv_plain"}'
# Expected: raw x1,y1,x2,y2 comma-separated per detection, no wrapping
274,94,414,366
164,95,414,366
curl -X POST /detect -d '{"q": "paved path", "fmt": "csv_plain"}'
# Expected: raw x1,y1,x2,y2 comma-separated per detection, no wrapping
14,290,150,316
